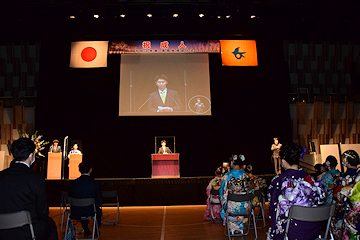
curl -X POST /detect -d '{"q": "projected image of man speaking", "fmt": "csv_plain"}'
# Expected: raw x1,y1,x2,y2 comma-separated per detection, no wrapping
148,74,183,112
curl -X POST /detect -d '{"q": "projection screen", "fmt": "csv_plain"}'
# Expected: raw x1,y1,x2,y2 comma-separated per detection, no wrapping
119,54,211,116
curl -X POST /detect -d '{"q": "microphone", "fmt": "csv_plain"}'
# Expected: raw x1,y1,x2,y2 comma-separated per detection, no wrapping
138,98,150,112
172,96,180,110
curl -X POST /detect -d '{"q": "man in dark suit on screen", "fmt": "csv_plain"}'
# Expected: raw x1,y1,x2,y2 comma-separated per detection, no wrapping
148,74,183,112
0,138,58,240
68,162,102,237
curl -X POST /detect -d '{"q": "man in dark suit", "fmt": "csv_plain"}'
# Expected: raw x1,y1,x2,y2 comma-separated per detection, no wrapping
0,138,58,240
148,74,183,112
68,162,102,237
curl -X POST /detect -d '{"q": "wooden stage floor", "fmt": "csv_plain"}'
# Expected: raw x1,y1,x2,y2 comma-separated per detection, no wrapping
50,205,270,240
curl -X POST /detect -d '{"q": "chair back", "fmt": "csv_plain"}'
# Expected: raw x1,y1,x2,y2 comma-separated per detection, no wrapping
288,204,335,222
228,192,254,202
210,189,220,196
0,210,35,239
69,197,95,207
102,190,118,198
0,210,33,229
284,204,335,240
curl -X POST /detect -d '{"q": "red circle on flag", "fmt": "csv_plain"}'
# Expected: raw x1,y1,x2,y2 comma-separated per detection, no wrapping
81,47,97,62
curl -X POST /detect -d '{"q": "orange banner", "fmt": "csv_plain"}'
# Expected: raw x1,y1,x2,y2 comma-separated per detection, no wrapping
220,40,258,66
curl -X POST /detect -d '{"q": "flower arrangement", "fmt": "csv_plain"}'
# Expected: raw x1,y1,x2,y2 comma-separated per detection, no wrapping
21,130,49,158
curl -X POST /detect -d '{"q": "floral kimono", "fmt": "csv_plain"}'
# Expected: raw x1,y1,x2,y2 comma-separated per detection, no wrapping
219,169,255,234
267,169,326,240
203,176,223,221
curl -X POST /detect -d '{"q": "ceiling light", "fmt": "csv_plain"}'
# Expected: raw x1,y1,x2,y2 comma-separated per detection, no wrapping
94,14,99,18
199,14,204,18
217,16,221,19
120,14,125,18
251,15,256,18
226,15,230,18
173,14,178,17
69,16,75,19
147,14,152,17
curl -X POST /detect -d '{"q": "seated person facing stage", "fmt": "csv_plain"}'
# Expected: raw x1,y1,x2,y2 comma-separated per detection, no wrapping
331,150,360,239
203,166,224,221
148,74,182,112
158,140,172,154
321,155,340,205
68,162,102,237
48,139,61,153
266,142,326,240
0,138,58,240
219,154,256,235
68,143,82,157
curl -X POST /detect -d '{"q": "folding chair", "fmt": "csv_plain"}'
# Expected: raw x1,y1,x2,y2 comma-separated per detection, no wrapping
65,197,100,240
0,210,35,240
252,188,266,228
209,189,222,223
284,204,335,240
224,192,257,240
58,191,70,233
101,190,120,225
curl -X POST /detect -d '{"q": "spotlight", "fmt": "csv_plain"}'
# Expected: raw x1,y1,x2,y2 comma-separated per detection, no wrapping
120,14,125,18
69,15,75,19
251,15,256,18
217,16,221,18
147,14,152,17
226,15,230,18
173,13,178,17
94,14,99,18
199,13,204,18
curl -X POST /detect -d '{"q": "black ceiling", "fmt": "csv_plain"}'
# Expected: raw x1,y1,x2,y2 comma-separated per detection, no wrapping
1,0,360,41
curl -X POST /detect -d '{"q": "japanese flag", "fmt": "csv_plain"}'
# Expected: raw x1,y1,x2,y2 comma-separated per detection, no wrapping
69,41,109,68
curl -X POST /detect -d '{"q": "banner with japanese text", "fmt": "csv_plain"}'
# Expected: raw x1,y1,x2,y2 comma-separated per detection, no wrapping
109,40,220,54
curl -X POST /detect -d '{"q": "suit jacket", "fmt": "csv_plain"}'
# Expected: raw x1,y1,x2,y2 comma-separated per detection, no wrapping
68,174,102,219
158,147,172,154
0,162,49,239
49,145,61,153
148,89,182,112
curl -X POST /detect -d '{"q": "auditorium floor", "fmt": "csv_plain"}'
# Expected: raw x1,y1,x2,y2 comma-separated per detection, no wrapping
50,205,270,240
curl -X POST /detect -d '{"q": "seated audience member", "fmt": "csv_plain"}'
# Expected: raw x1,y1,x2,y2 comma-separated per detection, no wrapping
332,150,360,239
203,166,224,221
219,154,256,235
317,163,328,182
321,155,341,205
311,163,323,181
0,138,58,240
244,164,267,205
266,142,326,240
68,162,102,237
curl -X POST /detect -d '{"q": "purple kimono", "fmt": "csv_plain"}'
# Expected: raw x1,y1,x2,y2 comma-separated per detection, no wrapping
267,169,326,240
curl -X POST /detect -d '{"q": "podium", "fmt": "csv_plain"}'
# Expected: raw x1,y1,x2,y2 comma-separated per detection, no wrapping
151,153,180,178
47,152,62,179
69,154,82,179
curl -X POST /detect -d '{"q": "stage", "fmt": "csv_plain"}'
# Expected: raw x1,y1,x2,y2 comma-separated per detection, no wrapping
45,175,274,207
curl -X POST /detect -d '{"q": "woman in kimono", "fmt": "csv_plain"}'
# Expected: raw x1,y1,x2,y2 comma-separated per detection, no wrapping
266,142,326,240
203,166,224,221
219,154,256,235
321,155,341,205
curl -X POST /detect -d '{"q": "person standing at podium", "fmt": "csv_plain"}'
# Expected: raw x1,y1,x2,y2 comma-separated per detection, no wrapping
158,140,172,154
48,139,61,153
68,143,82,157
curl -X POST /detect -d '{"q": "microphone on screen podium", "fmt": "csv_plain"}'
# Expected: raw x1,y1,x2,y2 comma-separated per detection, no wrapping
137,98,150,112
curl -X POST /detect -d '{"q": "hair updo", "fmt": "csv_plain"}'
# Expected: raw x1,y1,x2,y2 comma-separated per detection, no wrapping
279,142,303,166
